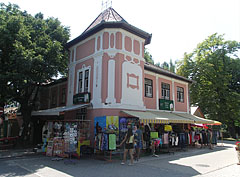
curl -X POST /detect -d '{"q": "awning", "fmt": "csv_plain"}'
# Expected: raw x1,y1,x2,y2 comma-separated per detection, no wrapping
191,123,209,129
121,110,194,124
151,111,194,124
205,120,222,125
174,113,215,124
122,110,169,123
31,104,90,116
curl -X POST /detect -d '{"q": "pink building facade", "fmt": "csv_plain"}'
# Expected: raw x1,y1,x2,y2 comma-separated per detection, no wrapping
63,8,192,137
33,8,194,144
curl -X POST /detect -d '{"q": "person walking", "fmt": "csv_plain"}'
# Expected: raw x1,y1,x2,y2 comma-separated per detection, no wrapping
119,127,134,165
134,125,143,161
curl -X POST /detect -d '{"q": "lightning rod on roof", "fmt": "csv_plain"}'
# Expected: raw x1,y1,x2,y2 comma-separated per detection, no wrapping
101,0,112,12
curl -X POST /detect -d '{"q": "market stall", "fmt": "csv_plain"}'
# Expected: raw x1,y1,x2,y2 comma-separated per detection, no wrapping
42,120,91,159
94,116,138,161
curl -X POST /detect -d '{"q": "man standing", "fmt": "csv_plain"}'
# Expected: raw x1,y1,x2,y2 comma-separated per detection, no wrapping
134,125,144,161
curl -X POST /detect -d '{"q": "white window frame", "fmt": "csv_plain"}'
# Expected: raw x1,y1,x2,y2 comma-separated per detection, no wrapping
177,86,184,103
76,66,91,94
161,83,170,100
145,78,153,98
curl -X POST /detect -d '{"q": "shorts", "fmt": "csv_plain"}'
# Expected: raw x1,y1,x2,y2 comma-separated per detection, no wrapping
125,143,134,149
136,141,142,149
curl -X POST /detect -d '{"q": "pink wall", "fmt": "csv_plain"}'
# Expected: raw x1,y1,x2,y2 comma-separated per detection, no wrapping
74,58,94,99
58,83,67,106
97,36,100,51
144,73,157,109
116,32,122,50
124,36,132,52
76,38,95,60
101,52,125,104
174,82,187,112
114,53,124,103
103,32,109,49
140,60,145,105
110,33,114,48
133,40,140,55
101,53,109,103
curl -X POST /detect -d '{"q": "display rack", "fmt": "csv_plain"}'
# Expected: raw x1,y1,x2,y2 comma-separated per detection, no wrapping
44,120,91,160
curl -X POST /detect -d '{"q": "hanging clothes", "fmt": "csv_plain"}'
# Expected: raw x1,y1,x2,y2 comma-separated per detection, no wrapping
179,133,185,149
163,133,169,144
175,136,179,146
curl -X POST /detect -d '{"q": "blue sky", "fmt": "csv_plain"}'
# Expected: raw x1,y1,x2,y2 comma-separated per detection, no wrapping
2,0,240,64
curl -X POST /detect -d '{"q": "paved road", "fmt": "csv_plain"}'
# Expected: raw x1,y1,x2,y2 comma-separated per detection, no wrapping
0,141,239,177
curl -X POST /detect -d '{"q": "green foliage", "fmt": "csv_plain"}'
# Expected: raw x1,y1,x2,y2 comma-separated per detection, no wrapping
176,33,240,136
0,3,70,131
160,59,176,73
144,48,154,64
161,61,169,70
144,48,176,73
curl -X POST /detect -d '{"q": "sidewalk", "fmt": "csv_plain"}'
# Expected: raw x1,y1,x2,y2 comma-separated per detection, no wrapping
0,140,234,160
0,148,41,159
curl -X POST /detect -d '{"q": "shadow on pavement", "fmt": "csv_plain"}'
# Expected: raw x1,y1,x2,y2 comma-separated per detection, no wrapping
0,141,236,177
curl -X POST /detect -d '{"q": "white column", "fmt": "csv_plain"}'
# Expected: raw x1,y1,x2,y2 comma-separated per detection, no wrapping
92,54,103,108
67,48,76,106
172,79,175,111
156,75,159,110
186,83,189,113
122,34,125,52
106,59,116,104
67,64,75,106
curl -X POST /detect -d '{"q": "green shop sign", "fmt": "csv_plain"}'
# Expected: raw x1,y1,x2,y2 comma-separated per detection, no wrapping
159,99,174,111
73,93,91,104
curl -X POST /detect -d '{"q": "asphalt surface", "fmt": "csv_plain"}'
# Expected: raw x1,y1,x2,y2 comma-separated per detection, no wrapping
0,141,239,177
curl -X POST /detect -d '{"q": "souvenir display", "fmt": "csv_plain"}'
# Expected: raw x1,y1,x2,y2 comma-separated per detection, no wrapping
44,120,90,158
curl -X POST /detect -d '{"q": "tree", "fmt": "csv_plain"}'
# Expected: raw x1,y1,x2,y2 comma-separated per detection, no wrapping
0,3,70,142
144,48,154,64
161,62,169,70
169,59,175,73
160,59,176,73
176,33,240,137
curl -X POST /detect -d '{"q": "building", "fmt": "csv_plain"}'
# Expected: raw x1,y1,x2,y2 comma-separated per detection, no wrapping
32,7,213,145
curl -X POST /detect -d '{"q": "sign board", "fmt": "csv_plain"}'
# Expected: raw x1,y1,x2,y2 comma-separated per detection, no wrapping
159,99,174,111
73,93,91,104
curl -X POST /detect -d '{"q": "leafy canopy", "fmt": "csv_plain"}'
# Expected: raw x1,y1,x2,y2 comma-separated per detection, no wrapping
0,3,70,108
176,33,240,134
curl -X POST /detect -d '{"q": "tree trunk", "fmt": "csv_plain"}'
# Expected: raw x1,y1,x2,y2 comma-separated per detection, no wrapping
228,121,236,139
19,103,33,146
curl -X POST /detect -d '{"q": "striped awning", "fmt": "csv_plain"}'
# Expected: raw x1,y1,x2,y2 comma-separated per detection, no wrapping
121,110,194,124
174,113,215,124
121,110,169,124
152,111,194,124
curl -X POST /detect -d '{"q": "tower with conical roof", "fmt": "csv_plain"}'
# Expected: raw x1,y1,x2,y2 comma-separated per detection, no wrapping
66,7,151,116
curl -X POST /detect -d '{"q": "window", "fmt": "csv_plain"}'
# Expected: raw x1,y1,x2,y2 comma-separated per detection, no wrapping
177,87,184,102
161,83,170,100
78,72,83,93
61,88,66,104
145,78,153,98
77,67,90,93
84,69,89,92
51,93,56,105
